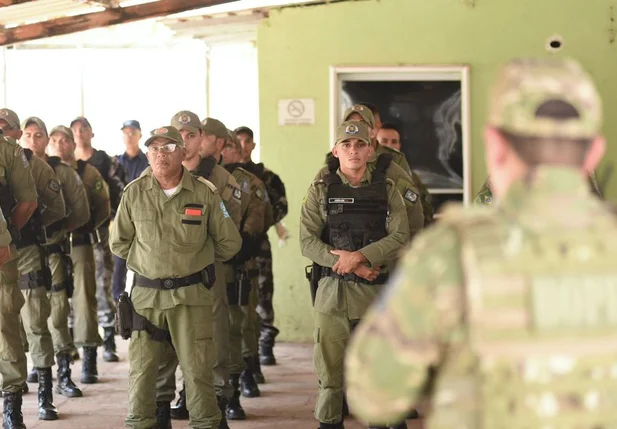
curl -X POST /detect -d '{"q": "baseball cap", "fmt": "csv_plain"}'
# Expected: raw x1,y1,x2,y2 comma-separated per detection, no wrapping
0,108,20,129
202,117,228,139
488,57,602,139
70,116,92,129
234,126,254,139
144,126,184,148
121,120,141,131
22,117,48,136
171,111,202,134
226,129,241,151
343,105,375,129
336,121,370,145
49,125,74,141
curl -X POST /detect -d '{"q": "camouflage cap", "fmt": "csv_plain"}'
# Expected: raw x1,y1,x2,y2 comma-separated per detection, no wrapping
226,129,241,151
0,108,20,129
343,104,375,129
336,120,371,145
202,117,228,139
144,126,184,148
488,57,602,139
22,116,48,136
70,116,92,129
171,110,202,134
49,125,74,141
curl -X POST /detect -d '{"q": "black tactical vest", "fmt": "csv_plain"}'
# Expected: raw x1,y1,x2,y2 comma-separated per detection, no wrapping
192,156,217,181
322,154,391,252
17,149,43,248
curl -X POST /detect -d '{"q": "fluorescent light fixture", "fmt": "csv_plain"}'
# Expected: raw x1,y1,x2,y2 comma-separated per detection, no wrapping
170,0,321,18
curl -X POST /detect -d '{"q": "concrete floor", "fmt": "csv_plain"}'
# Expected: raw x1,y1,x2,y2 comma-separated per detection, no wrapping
13,341,423,429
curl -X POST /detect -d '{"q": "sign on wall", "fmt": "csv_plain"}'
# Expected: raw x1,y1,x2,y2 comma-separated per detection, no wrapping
278,98,315,125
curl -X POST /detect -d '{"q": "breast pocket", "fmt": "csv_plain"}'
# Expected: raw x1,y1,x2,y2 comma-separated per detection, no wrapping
133,209,156,243
172,208,207,248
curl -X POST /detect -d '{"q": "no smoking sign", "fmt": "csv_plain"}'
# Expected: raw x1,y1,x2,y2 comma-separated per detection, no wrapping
278,98,315,125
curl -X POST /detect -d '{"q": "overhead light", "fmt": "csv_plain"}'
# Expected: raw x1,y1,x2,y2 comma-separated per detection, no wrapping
119,0,160,7
170,0,320,18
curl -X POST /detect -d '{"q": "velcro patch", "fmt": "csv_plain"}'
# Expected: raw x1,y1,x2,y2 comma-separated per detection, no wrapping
233,188,242,200
185,208,202,216
49,181,60,192
404,189,418,204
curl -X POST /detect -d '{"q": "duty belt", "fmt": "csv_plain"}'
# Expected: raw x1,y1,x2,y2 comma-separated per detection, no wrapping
46,244,64,255
321,267,390,285
70,233,92,247
19,270,47,290
135,271,205,291
51,281,69,293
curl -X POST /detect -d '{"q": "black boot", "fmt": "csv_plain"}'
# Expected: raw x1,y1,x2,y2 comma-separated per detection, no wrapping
259,325,279,366
225,374,246,420
20,383,27,395
240,356,260,398
319,422,344,429
253,356,265,384
216,396,230,429
81,346,98,384
2,391,26,429
27,367,38,383
156,401,172,429
56,352,82,397
102,327,119,362
170,385,188,420
37,367,58,420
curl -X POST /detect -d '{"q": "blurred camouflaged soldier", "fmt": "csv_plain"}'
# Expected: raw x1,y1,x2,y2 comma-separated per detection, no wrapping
300,121,409,429
0,108,38,428
110,126,242,429
222,130,272,419
48,125,110,385
152,112,240,429
21,117,90,399
235,126,287,368
71,116,126,363
345,57,617,429
1,111,67,422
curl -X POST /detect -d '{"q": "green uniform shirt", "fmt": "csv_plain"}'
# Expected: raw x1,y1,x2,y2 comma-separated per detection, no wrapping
51,158,90,235
300,168,409,318
230,167,267,236
71,160,110,230
344,167,615,427
29,155,65,227
110,167,242,310
0,208,11,247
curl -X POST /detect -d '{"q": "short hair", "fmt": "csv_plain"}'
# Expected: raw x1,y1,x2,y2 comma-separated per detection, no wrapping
358,102,379,116
499,100,592,166
234,126,254,140
379,122,401,136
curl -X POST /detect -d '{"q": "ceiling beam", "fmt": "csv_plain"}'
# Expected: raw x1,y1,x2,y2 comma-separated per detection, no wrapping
0,0,237,46
0,0,36,6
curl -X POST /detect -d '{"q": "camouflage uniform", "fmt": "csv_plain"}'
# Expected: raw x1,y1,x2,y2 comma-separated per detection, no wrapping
345,58,617,429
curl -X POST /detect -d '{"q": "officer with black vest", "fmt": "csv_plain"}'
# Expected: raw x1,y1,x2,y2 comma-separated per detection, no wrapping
300,120,409,429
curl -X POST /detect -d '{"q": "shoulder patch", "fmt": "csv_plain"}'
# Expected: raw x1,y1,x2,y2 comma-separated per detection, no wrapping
241,180,250,194
196,176,218,193
255,188,265,200
233,187,242,200
404,188,419,204
220,201,230,218
49,180,61,192
20,150,29,168
94,179,103,192
73,171,83,186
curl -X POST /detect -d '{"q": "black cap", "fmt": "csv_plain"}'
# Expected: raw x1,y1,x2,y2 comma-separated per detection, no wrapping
121,120,141,131
70,116,92,129
234,126,253,140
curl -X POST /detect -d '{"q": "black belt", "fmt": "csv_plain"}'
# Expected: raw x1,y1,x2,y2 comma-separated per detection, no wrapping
135,271,205,291
19,270,47,290
46,244,64,255
71,233,92,247
51,282,68,292
321,267,389,285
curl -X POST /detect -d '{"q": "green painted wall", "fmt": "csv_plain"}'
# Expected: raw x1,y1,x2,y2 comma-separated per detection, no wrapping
258,0,617,341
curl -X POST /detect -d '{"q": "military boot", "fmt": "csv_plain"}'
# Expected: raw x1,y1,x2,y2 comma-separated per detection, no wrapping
259,325,279,366
26,367,38,383
156,401,172,429
225,374,246,420
170,384,189,420
240,356,260,398
55,352,82,397
37,367,58,420
102,327,119,362
216,395,230,429
81,346,98,384
2,391,26,429
253,356,265,384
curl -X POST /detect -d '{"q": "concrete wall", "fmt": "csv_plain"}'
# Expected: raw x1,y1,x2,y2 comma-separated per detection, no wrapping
258,0,617,341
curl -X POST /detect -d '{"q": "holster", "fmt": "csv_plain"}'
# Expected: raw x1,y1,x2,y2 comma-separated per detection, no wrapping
227,268,251,306
115,291,172,345
305,262,321,306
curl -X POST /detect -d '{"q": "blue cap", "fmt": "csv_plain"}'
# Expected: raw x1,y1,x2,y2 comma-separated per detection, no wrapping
121,120,140,131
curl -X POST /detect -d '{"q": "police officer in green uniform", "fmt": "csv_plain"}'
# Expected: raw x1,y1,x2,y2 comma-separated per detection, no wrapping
345,57,616,428
221,130,272,419
48,125,110,385
1,110,67,421
300,121,409,429
21,117,91,399
155,112,241,429
111,125,242,429
0,108,39,428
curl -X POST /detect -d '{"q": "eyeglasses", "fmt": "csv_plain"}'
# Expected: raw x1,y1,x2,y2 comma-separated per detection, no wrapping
148,143,178,153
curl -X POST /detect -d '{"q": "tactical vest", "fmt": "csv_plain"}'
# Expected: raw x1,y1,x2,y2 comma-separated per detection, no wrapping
319,155,391,285
16,149,46,248
433,213,617,429
73,160,96,235
193,156,217,181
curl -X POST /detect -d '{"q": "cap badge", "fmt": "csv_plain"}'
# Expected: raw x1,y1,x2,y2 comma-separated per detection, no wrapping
0,109,7,117
154,128,168,135
351,105,363,111
178,114,190,124
345,124,359,135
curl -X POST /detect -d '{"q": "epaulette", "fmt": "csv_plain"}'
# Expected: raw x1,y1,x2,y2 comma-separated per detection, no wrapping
196,176,219,193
